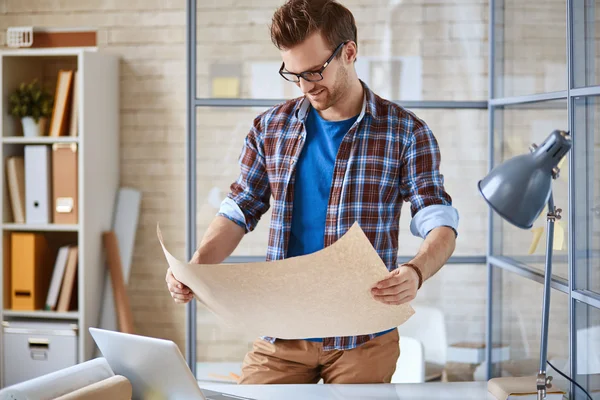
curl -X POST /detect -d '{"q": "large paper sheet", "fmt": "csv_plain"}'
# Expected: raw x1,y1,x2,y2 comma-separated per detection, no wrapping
158,222,414,339
0,358,114,400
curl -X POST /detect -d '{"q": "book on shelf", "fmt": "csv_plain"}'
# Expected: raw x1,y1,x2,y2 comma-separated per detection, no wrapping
68,71,79,137
49,69,74,137
6,156,26,223
56,245,78,312
44,245,70,311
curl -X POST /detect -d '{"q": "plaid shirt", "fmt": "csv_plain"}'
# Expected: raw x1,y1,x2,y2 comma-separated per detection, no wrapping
219,81,454,350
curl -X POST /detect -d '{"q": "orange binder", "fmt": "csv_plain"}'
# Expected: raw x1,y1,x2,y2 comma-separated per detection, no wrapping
52,143,78,224
10,232,51,310
3,234,10,309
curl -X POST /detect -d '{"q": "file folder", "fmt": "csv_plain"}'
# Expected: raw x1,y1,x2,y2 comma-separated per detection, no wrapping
52,143,78,224
10,232,51,310
25,145,52,224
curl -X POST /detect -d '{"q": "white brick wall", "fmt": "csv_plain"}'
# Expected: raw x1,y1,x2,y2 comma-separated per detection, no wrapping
0,0,191,352
500,0,567,96
0,0,571,369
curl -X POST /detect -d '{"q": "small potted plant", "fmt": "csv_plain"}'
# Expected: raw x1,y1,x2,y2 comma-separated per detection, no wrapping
8,79,53,137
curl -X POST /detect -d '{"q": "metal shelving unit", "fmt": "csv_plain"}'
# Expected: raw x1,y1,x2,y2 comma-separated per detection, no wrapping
487,1,600,398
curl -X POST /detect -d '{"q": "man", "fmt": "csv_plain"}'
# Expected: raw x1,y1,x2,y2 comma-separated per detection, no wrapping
166,0,458,384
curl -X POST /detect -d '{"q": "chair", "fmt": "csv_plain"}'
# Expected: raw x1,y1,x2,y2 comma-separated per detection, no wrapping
391,336,425,383
397,305,448,380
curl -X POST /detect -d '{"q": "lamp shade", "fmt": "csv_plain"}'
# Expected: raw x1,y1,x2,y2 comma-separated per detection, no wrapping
478,130,572,229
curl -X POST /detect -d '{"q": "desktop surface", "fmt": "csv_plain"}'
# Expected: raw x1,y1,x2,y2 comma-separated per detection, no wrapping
200,381,496,400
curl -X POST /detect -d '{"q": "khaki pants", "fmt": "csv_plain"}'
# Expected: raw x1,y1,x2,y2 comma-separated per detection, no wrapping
239,329,400,384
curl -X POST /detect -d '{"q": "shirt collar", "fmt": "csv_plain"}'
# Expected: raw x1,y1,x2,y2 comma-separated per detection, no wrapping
293,79,379,122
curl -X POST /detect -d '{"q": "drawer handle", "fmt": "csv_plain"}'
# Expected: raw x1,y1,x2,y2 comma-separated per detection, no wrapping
29,338,49,361
28,338,49,349
30,351,48,361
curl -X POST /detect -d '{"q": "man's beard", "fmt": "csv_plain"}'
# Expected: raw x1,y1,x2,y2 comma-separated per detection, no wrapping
309,65,349,111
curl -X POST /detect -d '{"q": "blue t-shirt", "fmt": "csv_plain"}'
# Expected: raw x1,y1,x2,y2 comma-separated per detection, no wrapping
287,108,393,342
287,107,357,258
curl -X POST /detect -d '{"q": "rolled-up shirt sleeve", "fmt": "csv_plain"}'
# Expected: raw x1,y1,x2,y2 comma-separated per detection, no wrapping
216,115,271,233
400,122,459,238
217,197,247,230
410,204,459,238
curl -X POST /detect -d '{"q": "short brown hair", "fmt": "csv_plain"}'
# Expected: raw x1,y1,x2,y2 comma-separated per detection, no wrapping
270,0,357,56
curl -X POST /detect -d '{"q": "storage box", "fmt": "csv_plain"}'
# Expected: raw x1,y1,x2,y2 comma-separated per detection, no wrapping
6,27,96,48
2,320,78,386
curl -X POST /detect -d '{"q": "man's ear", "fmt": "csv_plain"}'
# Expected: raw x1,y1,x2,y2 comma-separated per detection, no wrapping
344,41,358,64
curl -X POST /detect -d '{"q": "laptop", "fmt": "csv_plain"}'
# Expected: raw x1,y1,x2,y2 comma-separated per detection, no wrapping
89,327,254,400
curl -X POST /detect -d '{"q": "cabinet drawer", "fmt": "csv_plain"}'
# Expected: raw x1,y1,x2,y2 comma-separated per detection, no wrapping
3,320,78,386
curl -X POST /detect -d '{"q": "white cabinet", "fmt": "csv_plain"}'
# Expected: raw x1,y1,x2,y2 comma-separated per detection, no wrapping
0,47,119,387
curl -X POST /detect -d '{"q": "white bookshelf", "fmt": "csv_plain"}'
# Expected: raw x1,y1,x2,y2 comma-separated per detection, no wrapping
0,47,119,387
2,223,80,232
2,137,79,144
2,310,79,320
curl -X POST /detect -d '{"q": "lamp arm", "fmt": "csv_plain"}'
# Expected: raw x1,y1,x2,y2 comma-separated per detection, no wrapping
537,191,560,400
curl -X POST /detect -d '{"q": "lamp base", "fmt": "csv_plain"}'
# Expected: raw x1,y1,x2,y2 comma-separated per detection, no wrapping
487,375,564,400
537,371,553,400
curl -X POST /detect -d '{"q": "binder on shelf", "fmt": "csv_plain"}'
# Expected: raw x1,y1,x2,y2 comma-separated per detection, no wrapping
45,245,71,311
3,234,10,309
52,143,78,224
57,246,78,312
25,145,52,224
6,156,26,223
10,232,51,310
49,69,74,137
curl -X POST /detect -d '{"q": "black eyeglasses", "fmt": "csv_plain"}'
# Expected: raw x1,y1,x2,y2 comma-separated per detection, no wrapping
279,41,348,83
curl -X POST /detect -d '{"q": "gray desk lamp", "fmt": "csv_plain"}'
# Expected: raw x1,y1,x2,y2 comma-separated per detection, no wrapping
478,129,572,400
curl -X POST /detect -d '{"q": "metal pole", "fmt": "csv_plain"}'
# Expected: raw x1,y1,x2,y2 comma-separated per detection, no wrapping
537,193,557,400
566,0,576,397
185,0,198,377
486,0,497,381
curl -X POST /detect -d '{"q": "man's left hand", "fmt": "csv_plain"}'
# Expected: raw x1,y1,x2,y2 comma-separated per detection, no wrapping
371,265,419,305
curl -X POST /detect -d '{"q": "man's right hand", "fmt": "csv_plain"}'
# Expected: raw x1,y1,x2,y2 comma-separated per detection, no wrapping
164,215,246,305
165,268,194,304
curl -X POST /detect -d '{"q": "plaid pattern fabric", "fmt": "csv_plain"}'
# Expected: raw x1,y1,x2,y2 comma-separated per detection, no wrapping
219,81,452,350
